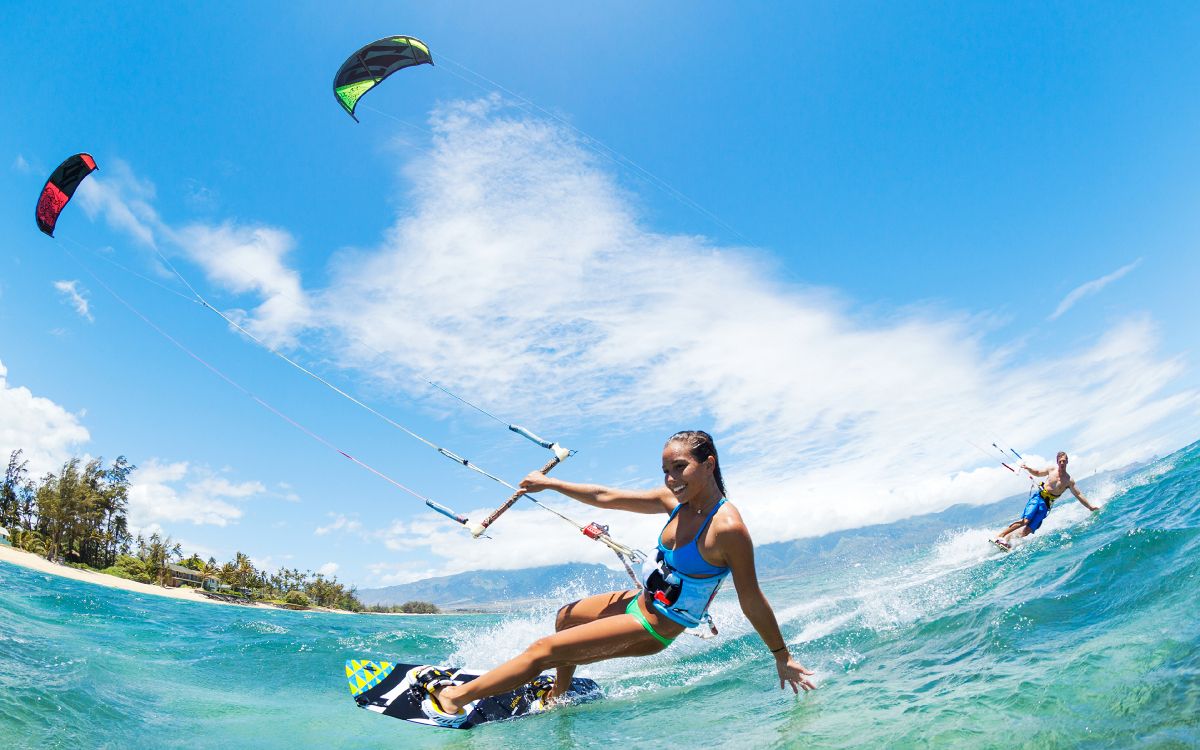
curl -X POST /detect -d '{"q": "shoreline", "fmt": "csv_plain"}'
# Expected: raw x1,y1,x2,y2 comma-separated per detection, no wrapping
0,544,348,614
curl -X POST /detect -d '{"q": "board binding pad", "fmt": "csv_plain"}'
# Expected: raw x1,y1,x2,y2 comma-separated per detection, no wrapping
346,660,601,729
990,538,1012,553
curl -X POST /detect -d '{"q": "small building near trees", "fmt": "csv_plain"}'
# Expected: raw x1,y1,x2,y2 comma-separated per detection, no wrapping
166,563,220,591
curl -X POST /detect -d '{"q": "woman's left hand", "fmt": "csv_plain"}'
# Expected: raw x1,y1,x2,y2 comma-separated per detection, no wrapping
519,471,551,494
776,654,816,693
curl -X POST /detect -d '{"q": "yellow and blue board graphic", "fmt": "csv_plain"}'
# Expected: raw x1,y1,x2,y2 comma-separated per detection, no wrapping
345,660,395,698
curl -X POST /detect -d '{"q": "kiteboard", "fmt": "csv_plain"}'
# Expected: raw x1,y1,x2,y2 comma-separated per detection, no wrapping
345,659,602,729
990,538,1012,553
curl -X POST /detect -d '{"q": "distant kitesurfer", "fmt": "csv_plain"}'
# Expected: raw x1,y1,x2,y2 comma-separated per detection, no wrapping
992,451,1098,550
408,430,815,727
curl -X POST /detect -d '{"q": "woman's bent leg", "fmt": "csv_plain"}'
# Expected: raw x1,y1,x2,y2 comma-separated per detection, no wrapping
556,589,638,630
552,589,637,698
438,604,664,713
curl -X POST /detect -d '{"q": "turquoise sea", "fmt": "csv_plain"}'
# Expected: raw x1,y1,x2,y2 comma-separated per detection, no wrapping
2,442,1199,749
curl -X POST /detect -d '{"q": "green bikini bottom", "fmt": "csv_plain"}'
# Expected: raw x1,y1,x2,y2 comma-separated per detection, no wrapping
626,596,676,647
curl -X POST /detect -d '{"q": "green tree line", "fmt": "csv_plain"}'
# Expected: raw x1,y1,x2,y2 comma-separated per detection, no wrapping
366,601,441,614
2,450,132,568
2,449,363,612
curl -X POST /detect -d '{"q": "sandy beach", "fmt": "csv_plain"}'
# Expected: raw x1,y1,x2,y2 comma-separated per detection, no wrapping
0,544,307,611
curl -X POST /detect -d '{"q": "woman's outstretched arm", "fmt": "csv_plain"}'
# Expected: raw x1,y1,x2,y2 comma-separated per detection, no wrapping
520,472,675,514
722,521,817,693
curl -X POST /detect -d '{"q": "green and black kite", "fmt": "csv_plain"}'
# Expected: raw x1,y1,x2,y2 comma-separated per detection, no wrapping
333,36,433,122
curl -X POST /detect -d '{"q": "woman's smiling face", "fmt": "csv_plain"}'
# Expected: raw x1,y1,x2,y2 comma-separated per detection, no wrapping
662,440,715,504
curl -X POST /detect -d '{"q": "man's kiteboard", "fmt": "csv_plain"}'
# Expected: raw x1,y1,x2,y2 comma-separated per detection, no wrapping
990,538,1013,553
345,659,601,730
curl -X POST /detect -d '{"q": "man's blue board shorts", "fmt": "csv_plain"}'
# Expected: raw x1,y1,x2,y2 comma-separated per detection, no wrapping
1021,491,1050,533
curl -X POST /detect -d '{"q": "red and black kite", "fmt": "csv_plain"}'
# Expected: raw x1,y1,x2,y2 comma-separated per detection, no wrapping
36,153,98,237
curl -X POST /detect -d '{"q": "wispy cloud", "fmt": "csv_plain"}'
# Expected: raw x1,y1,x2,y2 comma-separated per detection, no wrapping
1049,259,1142,320
0,359,90,476
75,159,161,249
314,513,363,536
330,102,1193,578
366,560,454,587
52,280,93,322
171,222,311,346
73,159,312,347
128,460,266,528
82,102,1200,583
182,178,220,213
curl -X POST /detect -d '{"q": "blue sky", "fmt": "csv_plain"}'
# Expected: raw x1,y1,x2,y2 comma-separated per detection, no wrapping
2,2,1198,586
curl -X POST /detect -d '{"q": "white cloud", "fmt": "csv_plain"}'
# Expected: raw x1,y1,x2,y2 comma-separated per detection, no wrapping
134,522,167,540
74,103,1200,579
174,538,221,562
1049,259,1142,320
13,154,31,174
317,101,1194,575
315,513,363,536
182,178,219,212
0,359,90,476
171,222,312,346
72,160,311,349
317,562,340,576
74,160,162,248
249,554,294,574
366,561,451,587
52,280,93,322
127,460,266,528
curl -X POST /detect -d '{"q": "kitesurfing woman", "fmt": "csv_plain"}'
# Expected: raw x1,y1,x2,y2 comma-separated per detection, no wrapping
413,430,815,726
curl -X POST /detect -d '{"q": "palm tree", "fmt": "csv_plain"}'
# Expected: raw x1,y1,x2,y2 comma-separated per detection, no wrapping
194,557,217,590
143,533,183,586
16,530,47,555
232,552,256,595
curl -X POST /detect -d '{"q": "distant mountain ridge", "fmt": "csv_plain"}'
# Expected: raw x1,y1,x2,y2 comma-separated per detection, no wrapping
359,462,1142,609
759,459,1140,575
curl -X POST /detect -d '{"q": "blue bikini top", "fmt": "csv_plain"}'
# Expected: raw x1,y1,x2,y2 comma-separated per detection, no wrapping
657,499,728,577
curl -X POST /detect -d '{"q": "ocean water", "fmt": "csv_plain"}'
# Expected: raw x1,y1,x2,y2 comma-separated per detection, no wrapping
2,442,1199,749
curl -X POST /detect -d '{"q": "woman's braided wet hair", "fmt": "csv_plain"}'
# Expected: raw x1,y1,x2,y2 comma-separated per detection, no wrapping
667,430,727,497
